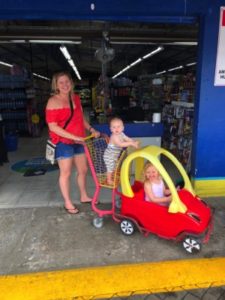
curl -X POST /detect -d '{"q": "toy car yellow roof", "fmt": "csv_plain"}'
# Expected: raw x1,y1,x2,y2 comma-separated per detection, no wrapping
120,145,196,213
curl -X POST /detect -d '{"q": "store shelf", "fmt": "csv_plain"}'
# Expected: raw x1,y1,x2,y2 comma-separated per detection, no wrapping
171,101,194,108
0,75,48,137
111,85,132,109
162,102,194,172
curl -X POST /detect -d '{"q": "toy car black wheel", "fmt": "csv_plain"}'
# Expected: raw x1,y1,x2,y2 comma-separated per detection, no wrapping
182,236,201,254
120,219,135,235
93,217,104,229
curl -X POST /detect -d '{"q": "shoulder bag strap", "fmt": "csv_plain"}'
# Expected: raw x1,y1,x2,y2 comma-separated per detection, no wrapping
63,95,74,129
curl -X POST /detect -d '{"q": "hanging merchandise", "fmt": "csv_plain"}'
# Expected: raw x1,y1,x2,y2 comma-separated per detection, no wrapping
162,101,194,172
95,31,115,113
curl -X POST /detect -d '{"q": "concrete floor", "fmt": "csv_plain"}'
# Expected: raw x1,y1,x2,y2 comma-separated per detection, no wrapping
0,132,225,277
0,131,225,274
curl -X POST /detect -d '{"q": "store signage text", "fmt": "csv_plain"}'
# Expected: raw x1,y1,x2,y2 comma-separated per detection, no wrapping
214,7,225,86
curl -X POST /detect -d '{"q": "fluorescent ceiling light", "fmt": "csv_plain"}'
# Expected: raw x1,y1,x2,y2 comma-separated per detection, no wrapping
142,46,164,59
111,41,159,45
0,60,50,80
186,62,197,66
59,45,81,80
7,40,26,43
111,41,197,46
0,39,81,44
170,42,197,46
122,66,131,72
60,46,71,60
156,70,166,75
112,46,164,79
168,65,183,72
33,73,50,81
0,61,13,67
68,59,75,68
129,58,142,67
29,40,81,44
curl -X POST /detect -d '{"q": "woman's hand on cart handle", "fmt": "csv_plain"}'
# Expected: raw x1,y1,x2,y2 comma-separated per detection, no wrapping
84,134,95,141
84,131,106,142
89,127,100,138
73,136,85,143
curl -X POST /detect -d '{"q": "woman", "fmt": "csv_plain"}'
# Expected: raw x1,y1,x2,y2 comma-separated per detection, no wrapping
45,71,100,214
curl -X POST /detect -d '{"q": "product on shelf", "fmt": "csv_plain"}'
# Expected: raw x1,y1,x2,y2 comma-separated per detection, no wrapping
162,101,194,172
0,73,48,137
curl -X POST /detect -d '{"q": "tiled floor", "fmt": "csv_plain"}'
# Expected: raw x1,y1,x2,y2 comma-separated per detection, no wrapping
0,129,111,208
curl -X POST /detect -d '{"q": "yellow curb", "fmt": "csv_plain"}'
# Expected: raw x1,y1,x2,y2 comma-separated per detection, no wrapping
192,178,225,197
1,258,225,300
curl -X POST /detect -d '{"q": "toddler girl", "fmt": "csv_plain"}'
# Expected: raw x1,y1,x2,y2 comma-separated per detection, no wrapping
143,162,171,206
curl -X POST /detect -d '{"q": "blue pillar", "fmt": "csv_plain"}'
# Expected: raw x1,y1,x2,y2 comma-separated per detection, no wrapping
192,0,225,196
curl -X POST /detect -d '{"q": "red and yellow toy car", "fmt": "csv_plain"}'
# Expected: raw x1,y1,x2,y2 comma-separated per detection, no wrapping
119,145,213,253
84,135,213,254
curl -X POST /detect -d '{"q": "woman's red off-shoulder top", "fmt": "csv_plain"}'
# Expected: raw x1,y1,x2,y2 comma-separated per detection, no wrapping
45,94,85,144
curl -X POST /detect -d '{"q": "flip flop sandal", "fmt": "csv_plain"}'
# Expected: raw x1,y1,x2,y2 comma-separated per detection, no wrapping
64,207,79,214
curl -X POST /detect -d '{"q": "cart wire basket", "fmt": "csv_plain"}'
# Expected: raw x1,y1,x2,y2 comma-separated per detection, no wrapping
84,134,127,225
85,134,127,189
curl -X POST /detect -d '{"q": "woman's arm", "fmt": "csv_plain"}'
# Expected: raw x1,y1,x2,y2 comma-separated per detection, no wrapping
77,94,100,138
48,122,84,142
83,118,100,137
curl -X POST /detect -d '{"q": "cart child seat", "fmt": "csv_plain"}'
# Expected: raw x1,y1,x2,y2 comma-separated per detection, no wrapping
85,135,127,189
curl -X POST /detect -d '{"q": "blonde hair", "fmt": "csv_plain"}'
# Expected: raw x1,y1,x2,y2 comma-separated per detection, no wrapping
143,162,160,182
51,71,74,96
109,117,123,126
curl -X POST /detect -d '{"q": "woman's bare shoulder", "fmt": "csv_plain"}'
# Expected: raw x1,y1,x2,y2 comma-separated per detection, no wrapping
46,95,60,109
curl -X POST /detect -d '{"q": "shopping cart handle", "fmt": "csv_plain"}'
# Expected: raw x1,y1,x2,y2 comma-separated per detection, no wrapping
84,134,95,141
84,132,109,141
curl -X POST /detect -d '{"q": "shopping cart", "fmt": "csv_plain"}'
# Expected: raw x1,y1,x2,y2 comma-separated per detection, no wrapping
84,134,127,228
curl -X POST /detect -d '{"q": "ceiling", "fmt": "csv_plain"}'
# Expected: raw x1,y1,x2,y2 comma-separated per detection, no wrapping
0,20,198,82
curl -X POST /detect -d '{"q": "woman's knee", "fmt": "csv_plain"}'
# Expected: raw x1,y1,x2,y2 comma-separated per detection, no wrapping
58,158,73,178
74,155,88,175
59,169,71,180
77,165,88,176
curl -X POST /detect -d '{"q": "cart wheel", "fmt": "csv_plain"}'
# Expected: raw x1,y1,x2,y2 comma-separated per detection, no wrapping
115,197,121,209
182,236,201,254
93,217,104,229
120,219,135,235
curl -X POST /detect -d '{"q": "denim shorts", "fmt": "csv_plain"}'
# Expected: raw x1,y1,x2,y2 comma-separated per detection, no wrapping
55,142,85,160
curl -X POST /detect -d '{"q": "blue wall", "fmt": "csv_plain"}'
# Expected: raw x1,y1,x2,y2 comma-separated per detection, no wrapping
192,0,225,179
0,0,210,21
0,0,224,181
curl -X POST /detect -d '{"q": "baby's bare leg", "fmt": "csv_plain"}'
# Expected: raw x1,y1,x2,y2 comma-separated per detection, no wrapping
106,172,113,185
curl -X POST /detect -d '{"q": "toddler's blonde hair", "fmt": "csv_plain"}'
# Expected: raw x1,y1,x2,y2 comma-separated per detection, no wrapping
142,161,161,182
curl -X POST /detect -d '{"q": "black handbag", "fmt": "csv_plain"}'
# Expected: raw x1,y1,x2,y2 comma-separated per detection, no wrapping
46,96,74,164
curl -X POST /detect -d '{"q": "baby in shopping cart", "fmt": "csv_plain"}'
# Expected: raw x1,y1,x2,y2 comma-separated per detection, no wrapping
103,117,139,185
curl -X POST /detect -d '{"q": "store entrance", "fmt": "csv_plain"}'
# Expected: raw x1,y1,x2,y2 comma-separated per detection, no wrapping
0,19,198,208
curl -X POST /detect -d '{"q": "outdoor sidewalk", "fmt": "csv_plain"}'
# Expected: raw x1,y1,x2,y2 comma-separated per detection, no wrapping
0,197,225,276
0,201,225,299
1,134,225,299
